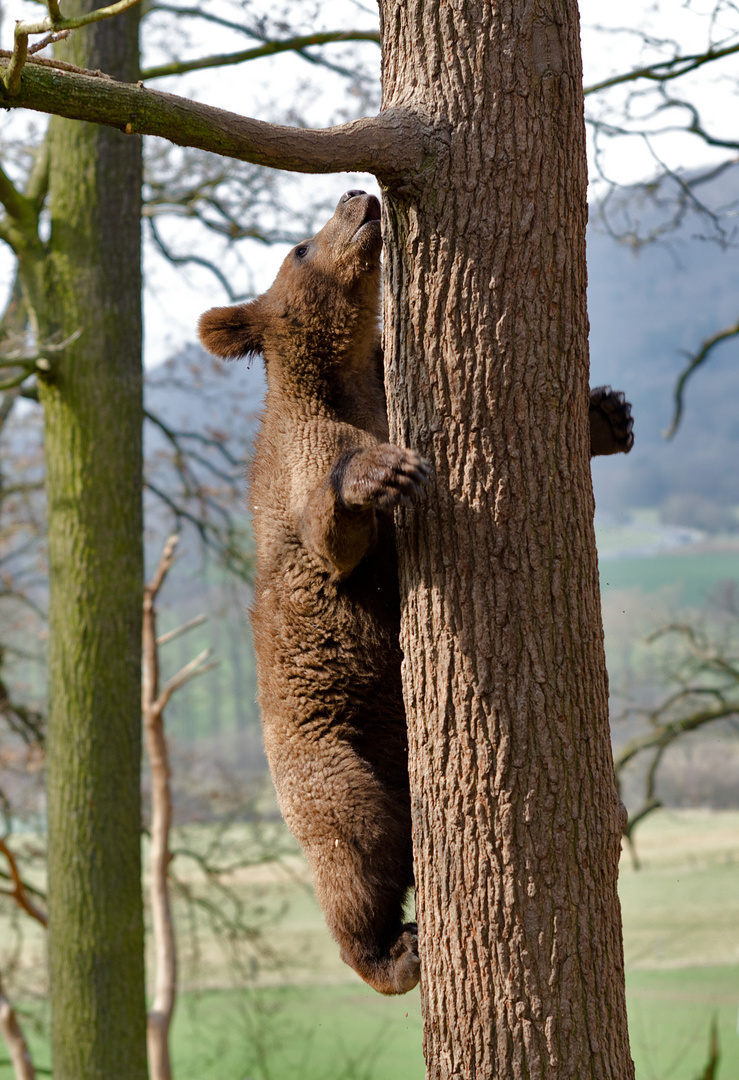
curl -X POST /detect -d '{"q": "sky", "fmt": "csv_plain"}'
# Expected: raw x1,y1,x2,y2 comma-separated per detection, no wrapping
0,0,737,367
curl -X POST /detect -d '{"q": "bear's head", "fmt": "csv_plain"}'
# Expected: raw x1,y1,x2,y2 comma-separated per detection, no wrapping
198,191,382,376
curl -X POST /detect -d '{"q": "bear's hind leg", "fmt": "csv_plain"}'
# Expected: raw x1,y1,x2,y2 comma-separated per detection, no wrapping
313,831,419,995
269,734,418,994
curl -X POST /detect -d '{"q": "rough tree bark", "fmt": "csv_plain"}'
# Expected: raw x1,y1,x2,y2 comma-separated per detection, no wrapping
36,3,148,1079
0,2,635,1077
380,4,634,1078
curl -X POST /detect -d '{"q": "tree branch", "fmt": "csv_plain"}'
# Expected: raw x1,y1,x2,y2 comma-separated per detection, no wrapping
3,0,143,94
140,30,380,82
614,702,739,774
142,535,220,1080
154,648,216,714
584,40,739,96
142,535,179,1080
665,316,739,437
0,63,427,182
155,614,206,646
0,970,35,1080
148,217,237,300
0,838,47,927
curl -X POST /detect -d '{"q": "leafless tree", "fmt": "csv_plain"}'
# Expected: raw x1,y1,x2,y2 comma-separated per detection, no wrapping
615,593,739,866
583,2,739,431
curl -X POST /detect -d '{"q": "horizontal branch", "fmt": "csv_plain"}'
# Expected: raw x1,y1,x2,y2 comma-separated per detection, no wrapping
156,614,206,646
141,30,380,82
614,702,739,772
0,62,427,181
585,40,739,96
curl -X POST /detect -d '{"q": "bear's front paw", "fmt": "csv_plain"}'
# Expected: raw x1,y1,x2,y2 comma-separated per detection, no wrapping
335,444,431,512
589,385,634,457
389,923,420,994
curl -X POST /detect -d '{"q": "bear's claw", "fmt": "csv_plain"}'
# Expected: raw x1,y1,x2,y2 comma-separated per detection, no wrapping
335,444,432,512
389,923,420,994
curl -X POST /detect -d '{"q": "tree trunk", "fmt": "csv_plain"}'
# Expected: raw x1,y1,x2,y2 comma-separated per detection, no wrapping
37,4,148,1078
379,3,634,1078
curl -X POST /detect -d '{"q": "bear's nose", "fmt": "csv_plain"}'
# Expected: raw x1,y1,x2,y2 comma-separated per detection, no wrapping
342,189,367,202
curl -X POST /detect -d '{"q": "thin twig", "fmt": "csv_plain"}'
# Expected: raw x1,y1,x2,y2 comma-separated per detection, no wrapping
140,30,380,81
156,614,207,646
585,40,739,96
28,30,70,55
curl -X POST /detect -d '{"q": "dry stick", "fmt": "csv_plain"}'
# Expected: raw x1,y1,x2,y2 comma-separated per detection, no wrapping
0,972,35,1080
142,535,217,1080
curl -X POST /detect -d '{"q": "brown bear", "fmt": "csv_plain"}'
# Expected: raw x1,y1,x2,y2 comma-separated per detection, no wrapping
198,190,634,996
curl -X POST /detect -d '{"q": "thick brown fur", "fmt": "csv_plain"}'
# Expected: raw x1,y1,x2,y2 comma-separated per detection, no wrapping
198,191,634,996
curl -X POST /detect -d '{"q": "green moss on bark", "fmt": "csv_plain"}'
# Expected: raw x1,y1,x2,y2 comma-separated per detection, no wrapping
36,6,148,1080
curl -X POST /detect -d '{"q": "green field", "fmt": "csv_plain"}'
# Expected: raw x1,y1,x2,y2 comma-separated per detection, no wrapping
600,550,739,608
3,811,738,1080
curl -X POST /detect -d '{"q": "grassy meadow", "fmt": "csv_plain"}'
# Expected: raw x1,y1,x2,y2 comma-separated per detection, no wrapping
3,811,737,1080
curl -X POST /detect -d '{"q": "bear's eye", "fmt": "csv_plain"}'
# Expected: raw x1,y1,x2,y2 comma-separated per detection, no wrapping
295,245,309,259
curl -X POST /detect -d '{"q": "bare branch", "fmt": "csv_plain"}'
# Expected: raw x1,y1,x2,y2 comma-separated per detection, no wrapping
28,30,71,55
144,478,253,579
148,217,238,300
3,0,144,94
142,536,219,1080
141,30,380,81
143,538,177,1080
144,408,242,469
0,839,47,927
585,40,739,96
155,648,216,714
0,970,35,1080
621,796,662,869
0,165,33,229
665,316,739,438
0,673,44,746
0,63,428,182
156,614,207,646
615,702,739,773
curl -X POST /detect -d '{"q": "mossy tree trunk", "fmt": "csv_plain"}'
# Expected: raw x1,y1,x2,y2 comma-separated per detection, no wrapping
380,3,634,1078
36,4,148,1078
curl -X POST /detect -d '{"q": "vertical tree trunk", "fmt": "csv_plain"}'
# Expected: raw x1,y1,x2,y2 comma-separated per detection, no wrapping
37,4,148,1078
379,3,634,1078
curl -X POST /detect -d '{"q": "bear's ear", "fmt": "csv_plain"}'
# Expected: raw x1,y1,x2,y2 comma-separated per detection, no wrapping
198,300,265,361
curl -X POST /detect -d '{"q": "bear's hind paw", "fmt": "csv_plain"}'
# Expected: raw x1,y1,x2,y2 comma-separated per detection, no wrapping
388,923,420,994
